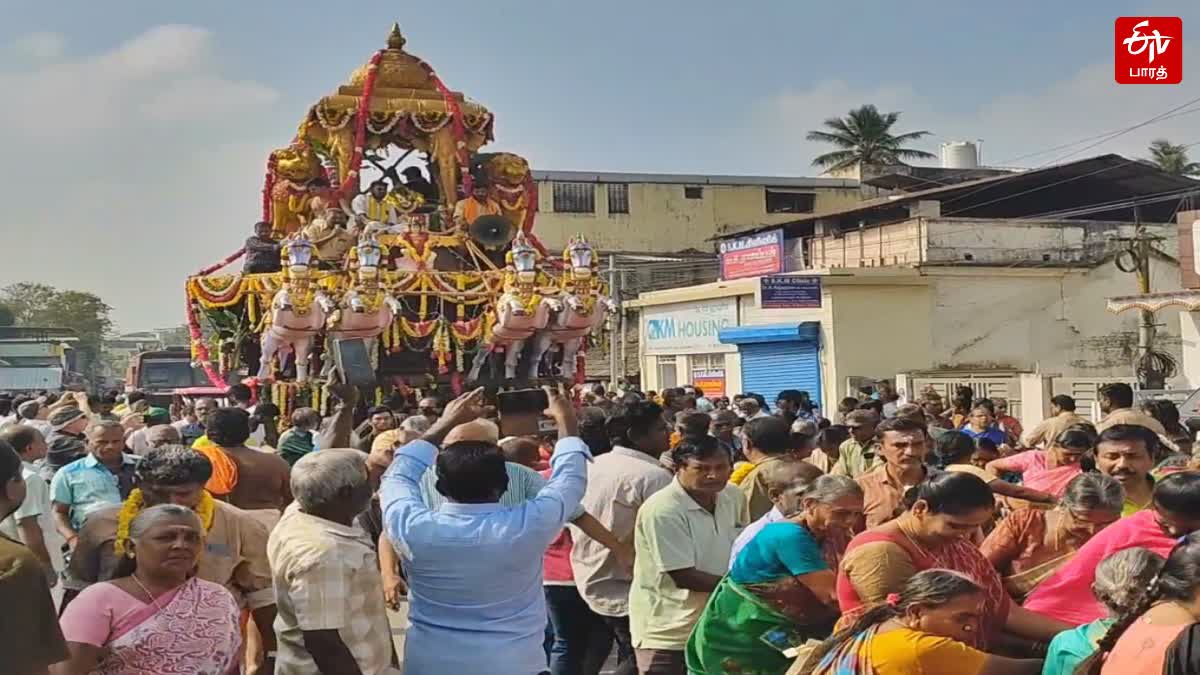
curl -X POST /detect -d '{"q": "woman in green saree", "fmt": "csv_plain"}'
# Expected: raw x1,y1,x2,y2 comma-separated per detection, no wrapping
686,469,864,674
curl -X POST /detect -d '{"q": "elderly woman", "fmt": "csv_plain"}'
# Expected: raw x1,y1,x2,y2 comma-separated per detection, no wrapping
803,570,1042,675
686,467,864,674
981,473,1124,602
56,504,242,674
1041,547,1164,675
1075,533,1200,675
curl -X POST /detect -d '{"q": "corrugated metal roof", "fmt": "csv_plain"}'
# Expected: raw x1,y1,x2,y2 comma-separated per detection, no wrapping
531,170,857,189
716,154,1200,240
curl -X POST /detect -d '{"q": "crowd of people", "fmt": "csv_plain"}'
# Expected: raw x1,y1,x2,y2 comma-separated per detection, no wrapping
4,378,1200,674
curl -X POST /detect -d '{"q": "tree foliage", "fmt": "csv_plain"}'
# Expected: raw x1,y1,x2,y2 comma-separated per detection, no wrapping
1147,139,1200,176
0,283,113,372
807,104,936,172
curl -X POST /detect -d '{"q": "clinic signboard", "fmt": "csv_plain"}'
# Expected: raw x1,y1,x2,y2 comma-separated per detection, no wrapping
760,275,822,309
719,229,784,280
642,298,738,355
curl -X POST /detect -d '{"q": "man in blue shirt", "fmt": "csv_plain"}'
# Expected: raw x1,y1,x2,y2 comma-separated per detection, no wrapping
49,419,138,550
381,387,590,675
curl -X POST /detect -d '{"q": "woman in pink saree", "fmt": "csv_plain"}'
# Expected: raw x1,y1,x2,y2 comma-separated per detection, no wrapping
986,423,1096,498
55,504,241,675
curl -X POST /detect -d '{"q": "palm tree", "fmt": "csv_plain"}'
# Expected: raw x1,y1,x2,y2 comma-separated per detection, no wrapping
806,104,936,172
1147,138,1200,176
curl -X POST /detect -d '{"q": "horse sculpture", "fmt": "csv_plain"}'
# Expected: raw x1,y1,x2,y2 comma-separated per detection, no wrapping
526,237,615,381
257,237,333,383
323,236,400,376
468,232,560,381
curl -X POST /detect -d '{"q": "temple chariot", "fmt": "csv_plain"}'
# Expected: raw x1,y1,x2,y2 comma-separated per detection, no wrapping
184,23,611,414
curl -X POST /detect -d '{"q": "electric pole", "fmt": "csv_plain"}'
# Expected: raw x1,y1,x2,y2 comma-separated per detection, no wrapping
1113,217,1174,389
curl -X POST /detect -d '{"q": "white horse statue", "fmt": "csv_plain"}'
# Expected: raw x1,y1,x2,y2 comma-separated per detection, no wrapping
527,237,615,381
323,236,399,376
468,232,560,381
257,237,333,383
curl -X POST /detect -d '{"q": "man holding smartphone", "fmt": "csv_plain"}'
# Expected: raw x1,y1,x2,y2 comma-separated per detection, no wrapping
381,387,591,675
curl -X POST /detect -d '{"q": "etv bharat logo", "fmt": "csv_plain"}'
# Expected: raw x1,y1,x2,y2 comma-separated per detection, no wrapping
1116,17,1182,84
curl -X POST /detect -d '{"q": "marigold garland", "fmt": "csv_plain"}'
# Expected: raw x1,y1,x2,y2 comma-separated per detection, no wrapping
114,489,216,556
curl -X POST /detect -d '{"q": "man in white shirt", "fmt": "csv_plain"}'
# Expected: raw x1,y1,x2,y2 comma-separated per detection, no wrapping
0,426,55,585
571,398,673,675
351,180,397,227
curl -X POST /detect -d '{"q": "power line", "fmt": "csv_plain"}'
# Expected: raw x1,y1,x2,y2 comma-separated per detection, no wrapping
991,103,1200,167
1040,96,1200,166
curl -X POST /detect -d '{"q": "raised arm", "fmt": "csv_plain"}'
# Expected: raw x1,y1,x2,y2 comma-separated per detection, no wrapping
315,382,358,450
379,439,439,548
378,389,486,543
245,237,280,254
986,455,1026,475
987,479,1056,505
522,389,591,538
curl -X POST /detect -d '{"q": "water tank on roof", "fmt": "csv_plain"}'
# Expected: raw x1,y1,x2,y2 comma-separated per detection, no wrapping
940,141,979,169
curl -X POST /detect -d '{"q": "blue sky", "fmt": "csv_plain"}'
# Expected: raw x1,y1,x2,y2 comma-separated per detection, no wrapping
0,0,1195,329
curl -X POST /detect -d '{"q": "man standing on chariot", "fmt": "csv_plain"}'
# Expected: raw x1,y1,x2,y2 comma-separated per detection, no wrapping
243,221,282,274
300,199,357,269
452,181,503,232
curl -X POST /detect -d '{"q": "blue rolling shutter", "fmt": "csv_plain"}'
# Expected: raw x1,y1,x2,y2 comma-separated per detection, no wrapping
739,341,822,408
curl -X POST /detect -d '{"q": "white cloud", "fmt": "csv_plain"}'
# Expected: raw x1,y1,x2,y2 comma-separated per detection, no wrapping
736,42,1200,174
0,26,283,331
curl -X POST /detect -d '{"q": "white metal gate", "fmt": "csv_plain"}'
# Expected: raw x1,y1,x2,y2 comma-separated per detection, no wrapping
905,375,1023,420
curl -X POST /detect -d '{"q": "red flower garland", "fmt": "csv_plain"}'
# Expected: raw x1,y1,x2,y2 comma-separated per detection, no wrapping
185,294,228,390
261,151,278,224
410,56,473,196
335,51,383,201
185,247,250,389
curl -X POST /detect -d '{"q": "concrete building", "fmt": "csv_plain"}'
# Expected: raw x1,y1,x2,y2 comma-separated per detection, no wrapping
530,171,861,252
632,154,1200,426
529,170,862,385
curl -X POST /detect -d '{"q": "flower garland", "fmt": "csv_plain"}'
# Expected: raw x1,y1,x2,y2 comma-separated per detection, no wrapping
432,320,451,374
262,152,278,224
186,295,228,389
411,111,452,134
365,111,405,135
314,103,354,132
412,57,472,194
335,50,383,201
115,489,216,556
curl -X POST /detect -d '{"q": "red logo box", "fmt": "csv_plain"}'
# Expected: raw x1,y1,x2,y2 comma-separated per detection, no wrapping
1116,17,1182,84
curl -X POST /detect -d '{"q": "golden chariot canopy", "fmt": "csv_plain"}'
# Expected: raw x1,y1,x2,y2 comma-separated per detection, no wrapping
296,23,494,202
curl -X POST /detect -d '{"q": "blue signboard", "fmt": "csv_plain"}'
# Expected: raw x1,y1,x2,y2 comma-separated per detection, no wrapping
760,275,821,309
